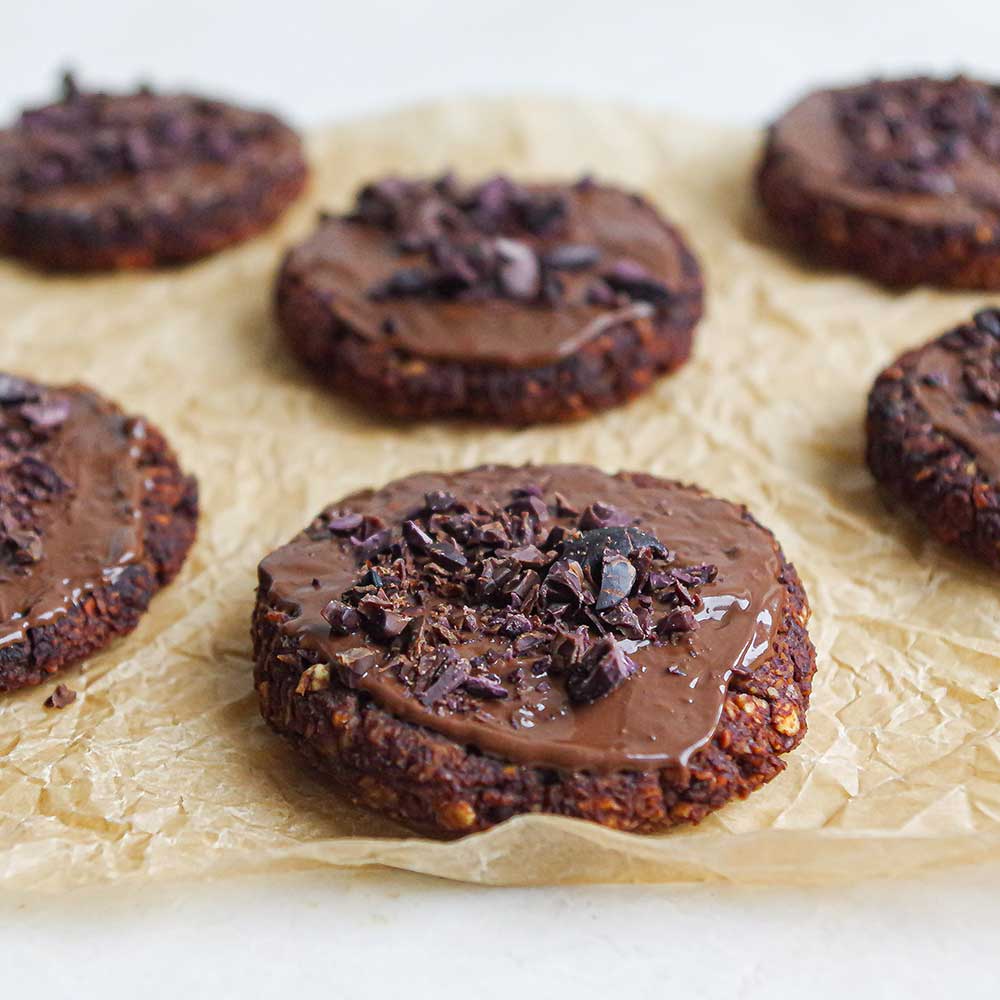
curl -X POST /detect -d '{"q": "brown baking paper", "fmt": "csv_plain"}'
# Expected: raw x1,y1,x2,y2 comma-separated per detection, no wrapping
2,98,1000,890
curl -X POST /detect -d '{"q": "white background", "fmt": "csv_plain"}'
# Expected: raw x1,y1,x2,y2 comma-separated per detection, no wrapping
3,1,999,997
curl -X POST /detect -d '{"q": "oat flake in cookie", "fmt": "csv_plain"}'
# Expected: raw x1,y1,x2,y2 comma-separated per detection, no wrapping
0,73,307,270
867,308,1000,568
0,374,198,693
253,465,815,835
275,174,703,424
758,76,1000,288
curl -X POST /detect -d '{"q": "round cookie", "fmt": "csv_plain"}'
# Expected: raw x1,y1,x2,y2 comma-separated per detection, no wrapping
275,174,703,424
758,76,1000,288
253,464,815,836
0,373,198,692
0,73,307,270
867,308,1000,568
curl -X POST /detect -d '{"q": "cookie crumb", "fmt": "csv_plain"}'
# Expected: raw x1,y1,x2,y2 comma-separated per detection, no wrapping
44,684,77,709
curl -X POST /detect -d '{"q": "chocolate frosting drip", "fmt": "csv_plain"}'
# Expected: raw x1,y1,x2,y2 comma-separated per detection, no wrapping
259,465,787,773
908,311,1000,482
770,76,1000,226
283,178,702,368
0,376,147,648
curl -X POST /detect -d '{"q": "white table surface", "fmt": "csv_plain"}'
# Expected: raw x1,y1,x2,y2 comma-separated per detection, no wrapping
3,2,1000,996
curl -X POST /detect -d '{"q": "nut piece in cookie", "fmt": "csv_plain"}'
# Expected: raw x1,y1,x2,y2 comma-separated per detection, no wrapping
253,464,815,836
758,76,1000,288
0,373,198,692
275,174,703,424
0,72,307,270
867,307,1000,567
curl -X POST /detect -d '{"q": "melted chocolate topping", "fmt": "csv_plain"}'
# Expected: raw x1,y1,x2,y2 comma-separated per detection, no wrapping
283,176,702,368
259,465,788,773
908,309,1000,482
0,376,148,649
770,76,1000,225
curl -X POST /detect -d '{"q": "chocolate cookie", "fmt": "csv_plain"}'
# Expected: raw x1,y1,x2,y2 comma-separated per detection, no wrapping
0,73,307,270
253,464,815,836
867,308,1000,568
0,374,198,692
275,174,703,424
758,76,1000,287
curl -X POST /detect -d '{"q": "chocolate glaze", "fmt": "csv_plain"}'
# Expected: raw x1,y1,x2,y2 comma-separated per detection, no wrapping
0,382,148,650
259,465,787,773
910,338,1000,482
282,183,701,368
770,77,1000,227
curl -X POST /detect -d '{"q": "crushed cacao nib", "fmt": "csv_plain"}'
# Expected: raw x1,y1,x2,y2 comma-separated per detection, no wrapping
0,374,42,405
0,380,80,570
836,77,1000,194
350,173,670,312
565,637,637,703
44,683,77,709
973,308,1000,338
601,259,674,306
10,73,284,192
311,483,718,712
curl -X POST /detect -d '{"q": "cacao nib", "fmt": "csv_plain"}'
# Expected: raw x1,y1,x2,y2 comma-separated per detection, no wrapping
566,638,636,704
657,606,697,635
327,512,364,534
973,309,1000,338
542,243,601,271
20,398,71,429
577,502,635,530
419,657,470,706
424,490,457,512
0,375,41,405
462,672,508,700
321,599,361,634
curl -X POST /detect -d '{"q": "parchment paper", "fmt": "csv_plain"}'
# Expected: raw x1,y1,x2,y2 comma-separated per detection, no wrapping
2,98,999,890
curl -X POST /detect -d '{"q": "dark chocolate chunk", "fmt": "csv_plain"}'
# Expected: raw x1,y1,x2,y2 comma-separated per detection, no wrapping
561,525,663,573
594,552,637,610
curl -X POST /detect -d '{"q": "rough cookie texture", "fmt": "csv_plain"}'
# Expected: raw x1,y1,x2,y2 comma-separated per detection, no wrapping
0,374,198,692
252,465,815,836
0,74,307,270
758,76,1000,288
867,308,1000,567
276,175,703,424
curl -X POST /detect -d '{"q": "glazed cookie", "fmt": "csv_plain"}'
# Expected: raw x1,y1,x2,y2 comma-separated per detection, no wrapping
253,464,815,836
0,373,198,692
275,174,703,424
758,76,1000,287
867,308,1000,568
0,73,307,270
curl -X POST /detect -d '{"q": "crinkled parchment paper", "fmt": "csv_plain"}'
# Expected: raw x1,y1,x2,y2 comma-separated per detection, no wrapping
2,99,999,890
